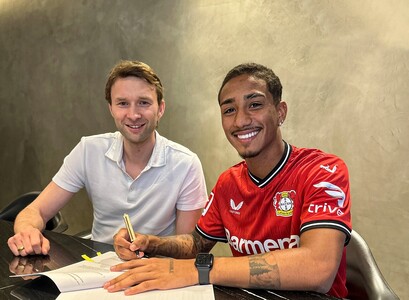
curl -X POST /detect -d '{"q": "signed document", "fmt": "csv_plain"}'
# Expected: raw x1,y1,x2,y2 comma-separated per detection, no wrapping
11,251,215,299
11,251,124,292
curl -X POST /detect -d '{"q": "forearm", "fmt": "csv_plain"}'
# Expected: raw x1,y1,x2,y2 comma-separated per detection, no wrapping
210,230,344,293
210,253,281,289
147,234,198,259
146,231,215,259
210,250,332,293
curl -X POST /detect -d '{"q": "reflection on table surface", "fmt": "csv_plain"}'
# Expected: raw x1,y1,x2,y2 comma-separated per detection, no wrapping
0,220,340,299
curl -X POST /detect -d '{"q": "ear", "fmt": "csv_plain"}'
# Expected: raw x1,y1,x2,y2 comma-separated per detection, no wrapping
108,103,114,117
277,101,288,120
158,100,166,119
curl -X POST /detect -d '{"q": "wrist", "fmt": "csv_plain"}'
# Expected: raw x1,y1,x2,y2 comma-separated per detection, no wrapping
195,253,214,285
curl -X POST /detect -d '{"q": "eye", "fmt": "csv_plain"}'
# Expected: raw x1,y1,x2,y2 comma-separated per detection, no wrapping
117,101,128,107
139,99,152,106
249,102,262,109
222,107,236,115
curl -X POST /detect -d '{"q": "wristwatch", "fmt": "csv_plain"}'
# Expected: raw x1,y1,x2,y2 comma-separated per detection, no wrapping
195,253,214,285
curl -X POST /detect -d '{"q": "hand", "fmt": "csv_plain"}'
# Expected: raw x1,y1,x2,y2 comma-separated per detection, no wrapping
7,228,50,256
103,257,197,295
9,255,50,280
113,228,149,260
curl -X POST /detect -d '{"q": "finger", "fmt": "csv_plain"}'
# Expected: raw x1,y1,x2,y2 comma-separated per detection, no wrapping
17,243,28,257
105,270,144,292
27,230,47,255
124,280,158,295
7,236,23,256
114,242,138,261
40,237,50,255
29,233,44,255
19,234,34,255
115,228,131,245
129,242,140,252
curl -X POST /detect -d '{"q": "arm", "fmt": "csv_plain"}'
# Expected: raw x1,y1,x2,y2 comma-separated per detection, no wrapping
175,209,202,234
211,228,345,293
113,228,216,260
107,228,344,295
7,181,74,256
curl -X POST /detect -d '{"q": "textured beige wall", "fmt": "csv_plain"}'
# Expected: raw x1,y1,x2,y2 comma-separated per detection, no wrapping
1,1,408,298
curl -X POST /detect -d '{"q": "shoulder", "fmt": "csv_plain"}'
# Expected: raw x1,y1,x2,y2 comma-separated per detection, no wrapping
290,145,350,181
80,132,119,143
76,132,121,151
291,145,348,167
157,133,197,158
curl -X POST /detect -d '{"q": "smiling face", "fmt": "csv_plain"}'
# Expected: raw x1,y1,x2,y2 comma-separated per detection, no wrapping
109,76,165,148
219,74,286,160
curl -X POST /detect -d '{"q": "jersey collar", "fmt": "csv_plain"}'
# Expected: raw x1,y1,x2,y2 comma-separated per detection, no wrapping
248,141,292,188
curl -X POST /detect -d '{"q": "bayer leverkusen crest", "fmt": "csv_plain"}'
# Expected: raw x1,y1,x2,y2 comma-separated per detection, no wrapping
273,190,296,217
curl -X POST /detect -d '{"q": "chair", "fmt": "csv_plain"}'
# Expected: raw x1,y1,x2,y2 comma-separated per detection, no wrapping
0,191,68,233
75,229,92,239
346,230,400,300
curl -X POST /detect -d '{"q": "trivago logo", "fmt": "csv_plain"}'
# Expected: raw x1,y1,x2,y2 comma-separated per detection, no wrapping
310,181,346,216
225,228,299,254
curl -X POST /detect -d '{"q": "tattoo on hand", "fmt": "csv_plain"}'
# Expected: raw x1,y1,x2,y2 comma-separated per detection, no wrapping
249,254,280,289
169,258,174,273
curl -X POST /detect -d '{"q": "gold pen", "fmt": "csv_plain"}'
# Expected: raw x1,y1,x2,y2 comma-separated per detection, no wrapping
123,213,139,256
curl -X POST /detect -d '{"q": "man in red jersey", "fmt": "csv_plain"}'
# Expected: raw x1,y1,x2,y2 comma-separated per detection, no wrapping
105,63,352,298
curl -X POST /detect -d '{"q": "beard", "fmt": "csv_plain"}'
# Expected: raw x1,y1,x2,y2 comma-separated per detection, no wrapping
238,149,261,159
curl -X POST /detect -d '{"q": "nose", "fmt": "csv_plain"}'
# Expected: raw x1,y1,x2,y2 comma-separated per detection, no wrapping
234,108,251,128
127,105,142,120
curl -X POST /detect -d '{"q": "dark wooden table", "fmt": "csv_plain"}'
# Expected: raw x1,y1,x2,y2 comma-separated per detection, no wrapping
0,220,339,299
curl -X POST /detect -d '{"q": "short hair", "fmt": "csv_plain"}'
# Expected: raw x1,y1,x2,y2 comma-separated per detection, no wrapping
218,63,282,105
105,60,164,104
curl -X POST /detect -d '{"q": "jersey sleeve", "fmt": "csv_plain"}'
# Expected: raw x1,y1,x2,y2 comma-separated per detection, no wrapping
299,154,352,245
196,178,228,243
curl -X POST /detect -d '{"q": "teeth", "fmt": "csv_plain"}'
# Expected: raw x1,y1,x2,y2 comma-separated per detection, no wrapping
128,125,141,129
237,131,258,139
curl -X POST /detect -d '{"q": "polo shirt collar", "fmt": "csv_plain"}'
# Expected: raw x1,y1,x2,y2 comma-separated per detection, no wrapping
149,131,167,167
105,131,166,168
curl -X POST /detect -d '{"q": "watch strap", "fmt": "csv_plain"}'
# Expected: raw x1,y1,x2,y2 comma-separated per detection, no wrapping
198,266,210,285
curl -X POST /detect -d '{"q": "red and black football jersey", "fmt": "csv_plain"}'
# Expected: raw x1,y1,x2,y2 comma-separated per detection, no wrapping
196,142,352,298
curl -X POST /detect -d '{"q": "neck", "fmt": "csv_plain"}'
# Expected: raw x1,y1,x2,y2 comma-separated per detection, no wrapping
122,134,156,178
246,140,285,179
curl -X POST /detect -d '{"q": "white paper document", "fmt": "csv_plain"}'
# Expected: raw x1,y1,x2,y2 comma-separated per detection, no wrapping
12,251,124,292
56,285,215,300
11,251,215,299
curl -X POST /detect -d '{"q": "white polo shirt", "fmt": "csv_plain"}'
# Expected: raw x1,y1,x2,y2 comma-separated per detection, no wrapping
53,131,207,244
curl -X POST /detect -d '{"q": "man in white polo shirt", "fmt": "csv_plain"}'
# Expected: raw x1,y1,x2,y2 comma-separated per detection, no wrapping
8,60,208,256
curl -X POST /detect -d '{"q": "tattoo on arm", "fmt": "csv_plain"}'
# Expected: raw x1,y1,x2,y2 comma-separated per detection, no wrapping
150,234,195,258
150,232,215,259
192,231,216,253
248,254,281,289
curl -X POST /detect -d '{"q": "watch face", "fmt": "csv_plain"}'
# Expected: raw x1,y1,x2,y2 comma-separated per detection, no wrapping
195,253,213,267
